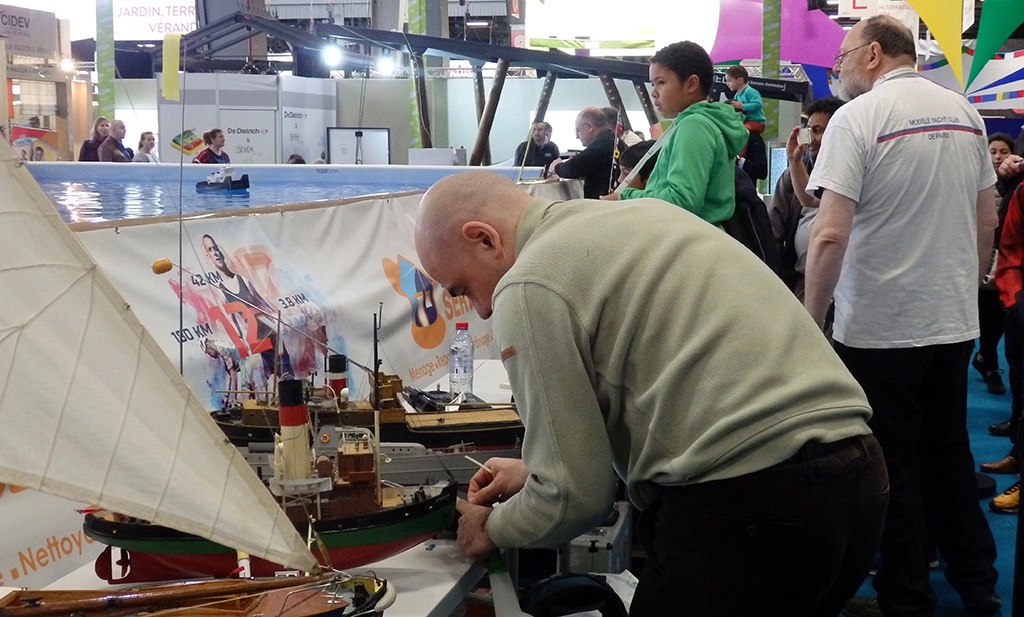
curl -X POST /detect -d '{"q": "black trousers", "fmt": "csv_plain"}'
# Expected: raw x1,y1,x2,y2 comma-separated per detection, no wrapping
977,288,1004,371
835,341,998,616
1006,306,1023,454
630,435,888,617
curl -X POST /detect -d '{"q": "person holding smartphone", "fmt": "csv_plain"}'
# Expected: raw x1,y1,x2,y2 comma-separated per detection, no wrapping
768,97,844,297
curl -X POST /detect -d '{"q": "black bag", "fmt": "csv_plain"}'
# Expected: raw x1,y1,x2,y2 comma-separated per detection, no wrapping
519,573,628,617
721,166,786,279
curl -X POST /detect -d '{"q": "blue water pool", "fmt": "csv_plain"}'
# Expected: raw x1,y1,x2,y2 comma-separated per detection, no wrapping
28,163,525,224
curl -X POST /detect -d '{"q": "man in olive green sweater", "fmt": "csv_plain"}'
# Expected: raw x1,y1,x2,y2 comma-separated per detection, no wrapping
415,171,887,617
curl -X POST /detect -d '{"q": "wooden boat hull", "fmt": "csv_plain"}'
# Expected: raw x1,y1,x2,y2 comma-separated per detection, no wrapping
0,573,369,617
85,483,457,584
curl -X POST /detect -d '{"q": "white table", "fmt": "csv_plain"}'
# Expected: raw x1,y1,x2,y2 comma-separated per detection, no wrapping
348,540,486,617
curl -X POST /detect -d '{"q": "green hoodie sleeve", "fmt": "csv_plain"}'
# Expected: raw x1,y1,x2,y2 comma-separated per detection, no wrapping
619,114,718,213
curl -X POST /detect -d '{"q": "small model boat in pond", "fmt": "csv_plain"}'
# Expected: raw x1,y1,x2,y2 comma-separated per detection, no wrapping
196,166,250,191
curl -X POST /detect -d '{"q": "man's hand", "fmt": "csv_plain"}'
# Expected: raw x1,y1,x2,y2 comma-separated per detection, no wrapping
455,498,497,559
785,126,807,163
467,457,528,506
599,191,620,201
999,155,1023,180
548,158,564,175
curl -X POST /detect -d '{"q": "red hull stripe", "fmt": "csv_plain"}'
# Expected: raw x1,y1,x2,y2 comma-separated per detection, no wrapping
96,532,441,584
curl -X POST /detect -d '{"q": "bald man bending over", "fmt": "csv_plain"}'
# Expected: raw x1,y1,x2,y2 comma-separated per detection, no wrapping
414,171,888,616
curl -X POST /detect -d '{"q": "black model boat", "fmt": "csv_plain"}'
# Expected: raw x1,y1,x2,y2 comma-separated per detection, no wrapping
196,172,250,191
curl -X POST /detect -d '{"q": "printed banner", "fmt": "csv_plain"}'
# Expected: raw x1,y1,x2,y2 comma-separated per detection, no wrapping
223,109,277,164
279,75,336,164
113,0,197,40
0,4,57,59
10,126,58,161
0,486,101,589
839,0,920,34
74,193,497,411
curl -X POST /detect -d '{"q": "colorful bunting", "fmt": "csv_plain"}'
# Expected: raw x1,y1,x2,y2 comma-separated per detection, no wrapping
904,0,966,87
967,0,1024,89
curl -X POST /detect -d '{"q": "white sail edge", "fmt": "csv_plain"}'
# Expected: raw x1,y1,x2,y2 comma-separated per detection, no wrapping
0,139,317,574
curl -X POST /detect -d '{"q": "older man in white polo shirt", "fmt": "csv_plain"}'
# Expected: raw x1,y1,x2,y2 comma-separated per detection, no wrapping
804,14,1000,617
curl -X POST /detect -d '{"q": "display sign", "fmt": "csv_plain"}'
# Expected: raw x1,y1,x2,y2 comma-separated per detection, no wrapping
224,109,278,164
279,75,336,164
113,0,197,40
839,0,920,34
0,486,102,589
10,125,58,161
839,0,878,18
158,73,280,164
0,4,56,59
711,73,811,104
327,127,391,164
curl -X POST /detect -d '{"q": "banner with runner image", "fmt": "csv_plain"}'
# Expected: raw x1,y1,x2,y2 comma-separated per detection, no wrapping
72,193,498,410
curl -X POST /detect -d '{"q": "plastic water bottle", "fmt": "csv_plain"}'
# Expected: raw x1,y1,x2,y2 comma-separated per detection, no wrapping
449,321,474,396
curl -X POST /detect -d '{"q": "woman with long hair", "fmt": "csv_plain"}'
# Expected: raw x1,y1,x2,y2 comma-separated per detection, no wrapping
78,116,109,162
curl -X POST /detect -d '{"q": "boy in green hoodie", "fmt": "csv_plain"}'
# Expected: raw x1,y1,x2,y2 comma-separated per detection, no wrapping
602,41,749,225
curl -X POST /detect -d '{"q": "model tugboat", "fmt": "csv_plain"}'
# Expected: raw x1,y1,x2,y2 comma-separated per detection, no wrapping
196,166,250,191
84,378,457,584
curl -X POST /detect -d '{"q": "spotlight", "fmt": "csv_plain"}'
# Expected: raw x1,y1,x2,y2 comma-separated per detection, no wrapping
321,45,343,68
376,56,394,76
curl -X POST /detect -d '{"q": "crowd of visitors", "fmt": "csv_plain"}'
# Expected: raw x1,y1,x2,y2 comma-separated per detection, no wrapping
413,15,1012,617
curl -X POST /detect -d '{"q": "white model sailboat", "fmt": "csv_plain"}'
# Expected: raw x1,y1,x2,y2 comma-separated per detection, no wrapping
0,139,317,572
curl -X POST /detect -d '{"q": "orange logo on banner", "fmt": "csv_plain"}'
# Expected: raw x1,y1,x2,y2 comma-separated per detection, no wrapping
383,255,447,349
0,483,27,499
206,301,274,359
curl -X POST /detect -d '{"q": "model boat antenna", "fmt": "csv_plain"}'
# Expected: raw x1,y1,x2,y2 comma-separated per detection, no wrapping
373,303,383,412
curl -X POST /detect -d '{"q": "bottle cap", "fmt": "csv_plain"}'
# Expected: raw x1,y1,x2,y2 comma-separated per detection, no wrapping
456,322,469,329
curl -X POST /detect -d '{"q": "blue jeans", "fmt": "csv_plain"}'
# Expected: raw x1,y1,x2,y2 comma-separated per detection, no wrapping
835,341,998,616
630,434,888,617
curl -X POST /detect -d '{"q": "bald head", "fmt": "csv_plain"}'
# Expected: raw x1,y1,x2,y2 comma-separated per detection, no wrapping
415,171,532,318
416,172,531,258
110,119,126,140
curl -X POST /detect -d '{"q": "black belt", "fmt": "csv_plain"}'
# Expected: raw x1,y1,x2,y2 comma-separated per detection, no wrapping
779,435,863,466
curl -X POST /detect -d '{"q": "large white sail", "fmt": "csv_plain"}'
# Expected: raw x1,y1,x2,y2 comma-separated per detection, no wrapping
0,140,317,573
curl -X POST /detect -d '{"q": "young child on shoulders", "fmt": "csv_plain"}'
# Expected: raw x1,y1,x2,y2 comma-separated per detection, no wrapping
725,65,766,135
